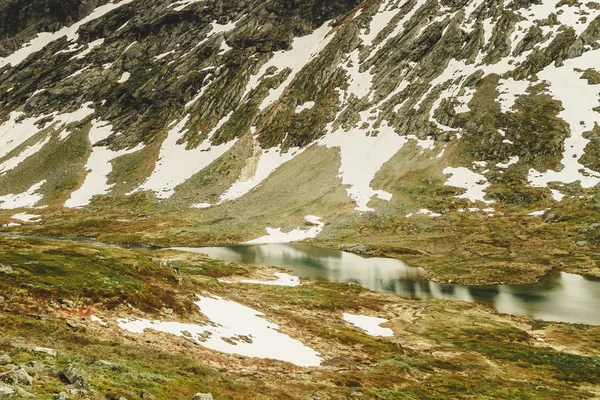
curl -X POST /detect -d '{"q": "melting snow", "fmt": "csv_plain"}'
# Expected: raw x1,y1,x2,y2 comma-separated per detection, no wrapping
169,0,204,12
245,215,324,244
241,21,335,111
116,295,321,367
240,272,301,287
527,50,600,190
443,167,493,204
416,209,442,217
342,313,393,337
191,202,212,209
496,156,519,169
0,0,136,68
295,101,315,113
90,315,108,326
0,103,94,169
136,114,237,199
65,121,144,208
528,209,548,217
11,213,41,223
0,180,46,209
321,121,407,211
117,72,131,83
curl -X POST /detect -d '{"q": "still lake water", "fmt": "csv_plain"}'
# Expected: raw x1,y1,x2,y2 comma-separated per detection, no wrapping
173,243,600,325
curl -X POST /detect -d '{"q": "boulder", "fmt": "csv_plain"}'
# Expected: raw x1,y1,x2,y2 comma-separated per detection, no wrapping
0,384,14,400
59,299,76,309
0,265,13,274
0,355,11,366
33,347,57,357
191,394,213,400
61,364,88,389
0,368,32,386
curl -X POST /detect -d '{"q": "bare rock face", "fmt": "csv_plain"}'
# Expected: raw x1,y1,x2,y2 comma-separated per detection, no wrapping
0,0,600,251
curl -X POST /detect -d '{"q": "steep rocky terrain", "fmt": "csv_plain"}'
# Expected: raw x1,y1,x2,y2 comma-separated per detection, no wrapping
1,1,600,398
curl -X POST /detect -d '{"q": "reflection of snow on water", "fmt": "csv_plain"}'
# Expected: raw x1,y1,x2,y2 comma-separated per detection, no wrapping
174,243,427,294
173,245,600,325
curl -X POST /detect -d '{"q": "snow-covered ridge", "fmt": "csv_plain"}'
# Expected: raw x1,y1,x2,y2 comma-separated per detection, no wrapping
0,0,137,68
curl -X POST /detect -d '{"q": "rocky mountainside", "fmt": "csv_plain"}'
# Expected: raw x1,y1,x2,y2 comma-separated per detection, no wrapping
2,2,600,399
1,0,600,279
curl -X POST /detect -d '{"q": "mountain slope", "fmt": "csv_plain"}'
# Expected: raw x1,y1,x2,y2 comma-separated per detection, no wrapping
1,0,600,281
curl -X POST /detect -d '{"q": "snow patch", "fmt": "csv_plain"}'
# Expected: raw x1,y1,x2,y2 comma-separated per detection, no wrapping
443,167,493,204
0,180,46,209
342,313,393,337
11,213,41,223
241,272,301,287
321,121,407,211
241,21,335,111
0,0,136,68
65,121,143,208
116,295,321,367
135,114,237,199
117,72,131,83
245,216,324,245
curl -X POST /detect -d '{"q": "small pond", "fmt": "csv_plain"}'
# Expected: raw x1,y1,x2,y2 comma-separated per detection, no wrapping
173,243,600,326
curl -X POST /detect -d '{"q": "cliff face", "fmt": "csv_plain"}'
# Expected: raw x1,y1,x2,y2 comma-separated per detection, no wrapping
1,0,600,257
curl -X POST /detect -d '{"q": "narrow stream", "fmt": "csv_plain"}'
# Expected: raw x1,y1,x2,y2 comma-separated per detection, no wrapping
173,243,600,326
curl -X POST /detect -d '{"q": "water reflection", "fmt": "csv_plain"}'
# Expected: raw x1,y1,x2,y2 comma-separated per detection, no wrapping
173,244,600,325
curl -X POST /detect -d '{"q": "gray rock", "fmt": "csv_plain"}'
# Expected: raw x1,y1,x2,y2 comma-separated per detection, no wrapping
0,367,33,386
22,361,43,372
94,360,115,369
0,355,12,366
161,308,173,315
61,364,88,389
576,241,588,247
14,387,35,398
140,391,155,399
59,299,76,309
0,265,13,274
33,347,57,357
346,244,370,255
0,384,14,400
53,393,69,400
191,394,213,400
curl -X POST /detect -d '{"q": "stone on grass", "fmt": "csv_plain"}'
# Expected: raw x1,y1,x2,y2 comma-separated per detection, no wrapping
61,364,89,389
0,355,11,366
0,384,14,400
0,265,13,274
33,347,57,357
0,367,33,386
192,394,213,400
